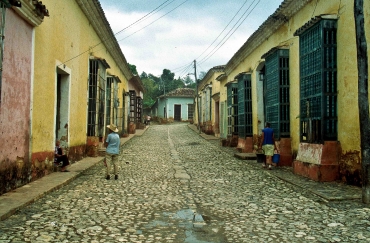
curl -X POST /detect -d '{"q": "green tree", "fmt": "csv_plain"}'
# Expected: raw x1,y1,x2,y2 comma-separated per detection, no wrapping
184,75,194,86
160,69,175,92
140,71,148,79
198,71,206,80
128,63,138,76
141,77,157,108
172,76,185,90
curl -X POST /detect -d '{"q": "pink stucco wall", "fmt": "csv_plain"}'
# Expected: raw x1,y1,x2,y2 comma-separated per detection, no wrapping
0,9,33,163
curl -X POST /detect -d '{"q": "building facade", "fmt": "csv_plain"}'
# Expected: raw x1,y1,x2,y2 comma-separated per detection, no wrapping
0,0,140,194
0,0,47,194
151,88,195,122
196,65,225,136
197,0,370,184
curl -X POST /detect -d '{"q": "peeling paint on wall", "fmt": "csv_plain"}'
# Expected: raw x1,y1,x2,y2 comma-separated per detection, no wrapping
296,143,323,164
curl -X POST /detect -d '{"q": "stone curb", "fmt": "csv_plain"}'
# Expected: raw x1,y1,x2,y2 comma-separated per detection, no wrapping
0,126,148,221
187,124,362,202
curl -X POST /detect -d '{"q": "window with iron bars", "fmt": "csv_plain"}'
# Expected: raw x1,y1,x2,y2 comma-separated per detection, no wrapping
237,73,252,138
129,90,136,123
136,96,142,124
116,91,125,134
188,103,194,120
264,49,290,139
106,77,113,127
296,19,338,143
105,76,120,129
227,82,238,136
205,87,212,122
87,59,108,137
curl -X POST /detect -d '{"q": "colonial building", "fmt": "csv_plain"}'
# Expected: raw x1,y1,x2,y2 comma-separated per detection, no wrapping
196,65,225,136
0,0,48,194
0,0,141,194
196,0,369,184
151,88,195,122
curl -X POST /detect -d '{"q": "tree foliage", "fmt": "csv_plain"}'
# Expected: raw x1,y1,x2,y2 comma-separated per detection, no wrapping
128,63,138,76
134,67,195,109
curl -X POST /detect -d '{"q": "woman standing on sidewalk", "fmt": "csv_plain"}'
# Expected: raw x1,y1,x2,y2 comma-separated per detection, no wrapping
259,122,277,170
105,124,120,180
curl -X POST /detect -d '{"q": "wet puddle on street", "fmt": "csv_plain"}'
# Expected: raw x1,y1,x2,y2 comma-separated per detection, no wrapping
143,209,225,243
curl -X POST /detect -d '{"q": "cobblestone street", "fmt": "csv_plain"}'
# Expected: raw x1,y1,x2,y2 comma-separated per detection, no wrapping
1,123,370,242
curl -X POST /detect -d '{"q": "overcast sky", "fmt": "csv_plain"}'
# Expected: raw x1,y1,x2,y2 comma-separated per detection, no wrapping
99,0,283,78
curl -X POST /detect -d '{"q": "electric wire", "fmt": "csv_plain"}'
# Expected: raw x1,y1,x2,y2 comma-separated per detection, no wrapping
77,0,189,72
171,0,255,76
59,0,183,66
172,0,260,74
194,0,250,61
198,0,261,66
174,61,194,78
197,62,207,78
117,0,190,43
113,0,174,37
171,61,194,73
312,0,318,18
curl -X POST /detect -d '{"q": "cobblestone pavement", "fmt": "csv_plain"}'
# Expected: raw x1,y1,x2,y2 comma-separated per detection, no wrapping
1,123,370,243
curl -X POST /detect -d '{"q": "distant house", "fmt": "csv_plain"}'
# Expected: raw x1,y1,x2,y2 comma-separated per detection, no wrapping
150,88,195,121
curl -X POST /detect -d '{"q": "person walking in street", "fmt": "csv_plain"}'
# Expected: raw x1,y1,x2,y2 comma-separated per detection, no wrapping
146,114,151,126
54,140,70,172
105,124,120,180
259,122,277,170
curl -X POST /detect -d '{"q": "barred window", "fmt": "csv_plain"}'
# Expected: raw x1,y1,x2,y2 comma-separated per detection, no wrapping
129,90,136,123
87,58,109,137
296,18,337,143
227,82,238,136
106,77,113,127
136,96,142,123
264,49,290,139
237,74,252,138
188,104,194,120
205,86,212,121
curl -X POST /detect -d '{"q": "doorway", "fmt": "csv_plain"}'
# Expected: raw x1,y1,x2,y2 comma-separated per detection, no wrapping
55,67,70,146
174,104,181,121
215,101,220,134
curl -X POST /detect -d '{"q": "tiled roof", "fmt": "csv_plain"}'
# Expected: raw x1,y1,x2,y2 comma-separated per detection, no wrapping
225,0,312,74
159,88,195,98
294,15,337,36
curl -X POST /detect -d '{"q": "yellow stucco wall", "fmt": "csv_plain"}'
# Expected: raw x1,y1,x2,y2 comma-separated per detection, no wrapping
197,70,223,130
223,0,370,154
210,72,221,128
199,71,223,126
33,0,129,153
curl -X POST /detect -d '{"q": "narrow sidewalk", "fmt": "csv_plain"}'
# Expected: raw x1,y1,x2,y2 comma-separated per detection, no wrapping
0,126,148,221
187,124,362,202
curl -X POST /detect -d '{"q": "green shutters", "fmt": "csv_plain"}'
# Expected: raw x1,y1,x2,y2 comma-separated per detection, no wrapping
264,49,290,139
227,82,238,136
237,74,252,138
297,19,337,142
